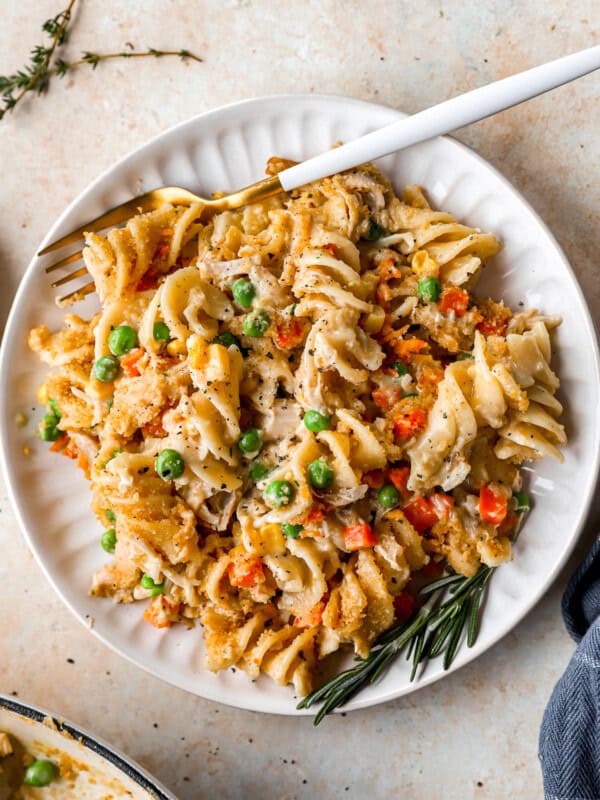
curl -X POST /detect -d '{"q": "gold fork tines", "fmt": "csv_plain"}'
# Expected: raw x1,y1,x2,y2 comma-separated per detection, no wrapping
45,249,84,274
51,266,88,288
42,176,283,306
40,189,198,256
57,281,96,308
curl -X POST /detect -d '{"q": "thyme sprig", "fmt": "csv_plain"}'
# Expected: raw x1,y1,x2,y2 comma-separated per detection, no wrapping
0,1,202,120
298,496,530,725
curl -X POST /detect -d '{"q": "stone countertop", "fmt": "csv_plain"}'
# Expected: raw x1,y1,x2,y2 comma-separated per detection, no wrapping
1,2,599,798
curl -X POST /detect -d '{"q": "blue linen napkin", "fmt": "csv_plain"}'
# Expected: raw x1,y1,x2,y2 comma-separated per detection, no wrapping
539,536,600,799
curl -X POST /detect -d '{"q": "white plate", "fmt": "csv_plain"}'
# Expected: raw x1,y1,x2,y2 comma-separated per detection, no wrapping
1,95,599,716
0,694,176,799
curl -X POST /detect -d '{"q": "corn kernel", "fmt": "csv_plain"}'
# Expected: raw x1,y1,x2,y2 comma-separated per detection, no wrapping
259,523,285,556
37,384,49,404
187,336,208,368
411,250,440,279
15,412,28,428
167,339,187,358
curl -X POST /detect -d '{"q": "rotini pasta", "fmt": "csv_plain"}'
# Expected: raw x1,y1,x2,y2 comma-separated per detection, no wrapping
29,158,566,696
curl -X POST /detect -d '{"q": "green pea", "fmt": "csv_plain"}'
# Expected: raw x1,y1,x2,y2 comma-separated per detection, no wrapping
249,462,270,481
377,484,400,509
155,448,185,480
101,528,117,553
153,322,171,342
231,278,256,309
213,331,241,350
308,459,334,490
108,324,138,356
238,428,263,455
390,361,409,376
265,479,295,508
141,574,164,596
303,410,331,433
48,398,61,419
106,509,116,524
39,414,61,441
281,523,303,538
24,760,56,787
92,355,120,382
514,490,531,513
365,218,386,241
417,277,441,303
242,310,270,338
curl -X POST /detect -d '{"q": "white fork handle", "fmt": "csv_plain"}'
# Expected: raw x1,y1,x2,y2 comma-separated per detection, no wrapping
279,44,600,191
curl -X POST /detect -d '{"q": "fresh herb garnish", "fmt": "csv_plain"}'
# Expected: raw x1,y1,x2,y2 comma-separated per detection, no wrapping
298,496,530,724
0,0,202,120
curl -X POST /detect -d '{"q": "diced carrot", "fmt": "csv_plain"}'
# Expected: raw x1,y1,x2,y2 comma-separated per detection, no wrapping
376,256,402,281
343,522,378,551
363,469,385,489
391,337,429,364
141,413,167,438
121,348,145,378
61,437,78,460
375,282,391,306
429,492,454,520
274,317,305,350
386,466,412,500
475,300,511,337
136,267,158,292
303,506,326,525
143,596,182,629
76,452,91,480
228,553,266,588
498,510,518,535
479,484,508,526
439,287,469,317
393,407,427,439
294,593,329,628
476,317,509,337
155,243,170,259
49,433,68,453
394,591,415,620
323,243,338,258
403,496,438,533
372,385,402,411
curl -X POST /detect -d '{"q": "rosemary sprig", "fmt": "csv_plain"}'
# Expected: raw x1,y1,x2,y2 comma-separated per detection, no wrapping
0,1,202,120
298,495,531,725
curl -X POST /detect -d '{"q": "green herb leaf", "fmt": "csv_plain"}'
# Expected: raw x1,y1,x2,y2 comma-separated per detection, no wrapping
2,0,202,120
297,560,507,724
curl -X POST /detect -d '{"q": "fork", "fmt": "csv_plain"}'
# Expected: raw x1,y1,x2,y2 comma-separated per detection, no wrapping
42,44,600,306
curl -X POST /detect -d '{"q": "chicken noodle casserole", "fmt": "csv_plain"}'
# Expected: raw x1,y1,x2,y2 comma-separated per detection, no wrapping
29,160,566,696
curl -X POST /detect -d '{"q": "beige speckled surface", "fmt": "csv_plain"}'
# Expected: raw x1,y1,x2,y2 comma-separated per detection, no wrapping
1,2,599,798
